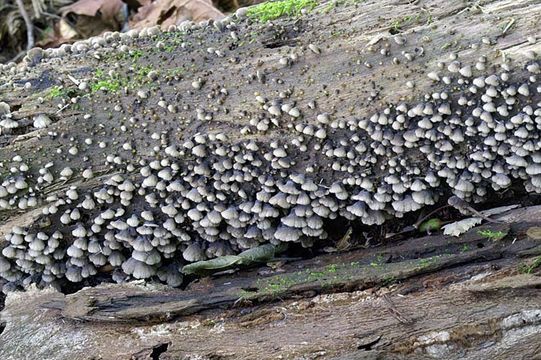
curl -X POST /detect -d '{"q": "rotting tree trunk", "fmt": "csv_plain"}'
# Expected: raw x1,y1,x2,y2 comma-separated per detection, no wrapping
1,206,541,359
0,0,541,358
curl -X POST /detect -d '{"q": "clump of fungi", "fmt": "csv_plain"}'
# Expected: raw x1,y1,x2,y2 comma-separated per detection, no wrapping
0,13,539,291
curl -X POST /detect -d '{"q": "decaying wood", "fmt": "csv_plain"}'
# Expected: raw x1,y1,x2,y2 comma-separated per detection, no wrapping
58,222,510,323
1,0,541,358
0,0,539,230
1,206,541,359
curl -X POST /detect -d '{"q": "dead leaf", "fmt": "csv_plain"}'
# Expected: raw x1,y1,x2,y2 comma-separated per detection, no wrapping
58,19,79,40
442,217,482,237
122,0,151,8
335,227,353,251
60,0,126,38
61,0,124,18
130,0,224,29
526,227,541,240
35,19,78,50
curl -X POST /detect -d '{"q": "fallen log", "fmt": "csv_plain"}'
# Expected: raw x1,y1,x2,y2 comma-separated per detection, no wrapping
0,0,540,289
0,0,541,358
1,207,541,359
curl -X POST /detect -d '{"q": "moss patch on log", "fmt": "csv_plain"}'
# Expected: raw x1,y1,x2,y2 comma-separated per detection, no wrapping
247,0,318,22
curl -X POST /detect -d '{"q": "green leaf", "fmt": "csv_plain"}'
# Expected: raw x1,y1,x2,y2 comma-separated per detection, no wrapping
181,244,289,275
238,244,279,263
419,218,442,233
181,255,242,275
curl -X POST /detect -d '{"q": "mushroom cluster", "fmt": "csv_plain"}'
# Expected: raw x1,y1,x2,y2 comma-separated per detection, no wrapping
0,11,540,291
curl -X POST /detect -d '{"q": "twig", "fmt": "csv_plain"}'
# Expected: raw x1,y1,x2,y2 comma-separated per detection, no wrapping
55,103,71,114
414,204,451,229
40,12,61,20
448,196,504,224
502,18,516,35
382,293,413,325
8,50,27,63
15,0,34,50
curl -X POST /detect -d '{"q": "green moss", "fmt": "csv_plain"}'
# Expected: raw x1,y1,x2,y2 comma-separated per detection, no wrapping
330,29,347,37
134,65,153,83
110,49,145,63
267,276,295,291
90,64,155,94
90,68,122,93
477,229,508,241
305,264,340,281
163,44,176,52
325,263,337,273
240,257,448,300
417,256,440,269
129,49,144,61
382,275,397,286
322,0,336,13
390,16,408,34
165,67,184,79
250,261,352,296
47,86,64,98
389,10,432,34
441,41,454,50
90,79,122,93
369,254,385,268
247,0,318,22
46,85,81,99
255,274,299,294
156,31,185,53
518,256,541,274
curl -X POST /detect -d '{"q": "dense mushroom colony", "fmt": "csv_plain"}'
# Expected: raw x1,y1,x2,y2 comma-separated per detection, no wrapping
0,8,540,291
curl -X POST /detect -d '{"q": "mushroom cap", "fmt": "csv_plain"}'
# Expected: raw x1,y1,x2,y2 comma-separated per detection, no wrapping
0,256,11,272
274,225,302,242
182,243,205,262
65,266,83,283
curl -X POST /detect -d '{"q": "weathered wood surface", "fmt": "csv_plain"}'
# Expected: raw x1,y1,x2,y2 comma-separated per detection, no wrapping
1,0,539,174
1,0,541,359
58,223,510,323
1,205,541,359
0,0,539,237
